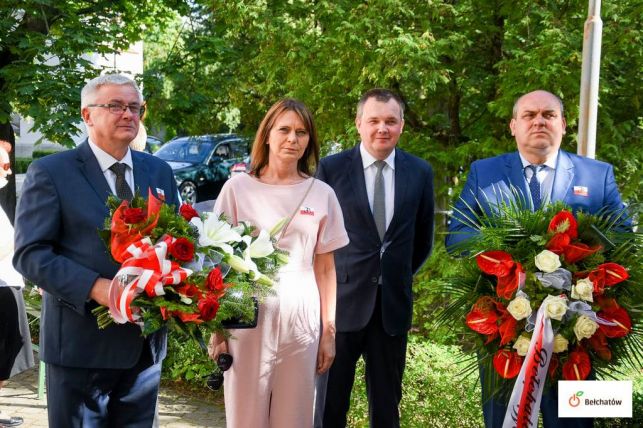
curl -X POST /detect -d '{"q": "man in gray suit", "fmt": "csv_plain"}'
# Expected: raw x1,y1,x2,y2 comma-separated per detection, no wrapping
13,74,179,427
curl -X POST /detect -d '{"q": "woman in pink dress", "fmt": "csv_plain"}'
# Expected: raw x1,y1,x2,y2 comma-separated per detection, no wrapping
208,99,349,427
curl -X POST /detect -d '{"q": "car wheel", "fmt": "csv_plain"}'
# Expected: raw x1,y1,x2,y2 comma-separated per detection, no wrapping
180,181,198,204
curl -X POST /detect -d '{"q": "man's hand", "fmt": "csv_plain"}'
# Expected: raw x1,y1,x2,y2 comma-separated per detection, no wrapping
317,325,336,374
89,278,111,306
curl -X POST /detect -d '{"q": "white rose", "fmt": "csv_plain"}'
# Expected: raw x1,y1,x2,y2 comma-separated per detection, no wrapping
513,335,531,357
571,278,594,302
542,295,568,321
534,250,562,273
507,296,533,321
553,334,569,353
574,315,599,341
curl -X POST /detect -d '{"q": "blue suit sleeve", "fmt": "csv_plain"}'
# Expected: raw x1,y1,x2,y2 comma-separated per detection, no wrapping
445,162,482,252
13,162,99,315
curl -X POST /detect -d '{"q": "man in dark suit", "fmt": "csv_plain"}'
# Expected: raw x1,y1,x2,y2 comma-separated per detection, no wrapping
447,90,628,428
315,89,434,427
13,74,178,427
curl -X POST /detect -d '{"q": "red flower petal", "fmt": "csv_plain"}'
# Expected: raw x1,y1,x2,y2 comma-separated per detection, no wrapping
598,307,632,338
466,308,499,335
493,349,523,379
498,315,518,346
548,210,578,239
597,263,629,286
562,348,591,380
588,269,606,295
476,251,515,277
546,233,571,255
587,330,612,361
496,262,525,300
562,242,601,264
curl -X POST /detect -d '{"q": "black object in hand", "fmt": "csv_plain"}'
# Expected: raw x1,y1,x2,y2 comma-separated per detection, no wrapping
207,372,224,391
217,352,233,371
207,353,233,391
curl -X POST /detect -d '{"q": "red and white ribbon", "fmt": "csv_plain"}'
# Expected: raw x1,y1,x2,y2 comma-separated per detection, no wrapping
503,304,554,428
108,235,192,326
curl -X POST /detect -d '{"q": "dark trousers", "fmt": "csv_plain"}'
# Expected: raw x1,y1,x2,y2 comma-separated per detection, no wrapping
481,364,594,428
45,342,161,428
316,294,407,428
0,287,22,380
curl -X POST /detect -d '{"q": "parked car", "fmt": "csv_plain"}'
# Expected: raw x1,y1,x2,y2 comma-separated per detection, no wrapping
154,134,249,204
229,156,250,178
144,136,164,154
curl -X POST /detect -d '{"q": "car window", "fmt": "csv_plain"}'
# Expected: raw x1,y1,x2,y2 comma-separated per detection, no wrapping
214,143,231,159
155,139,214,163
231,140,249,158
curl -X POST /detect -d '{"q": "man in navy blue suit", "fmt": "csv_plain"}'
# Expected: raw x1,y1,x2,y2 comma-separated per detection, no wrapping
13,74,178,427
315,89,434,427
447,90,628,428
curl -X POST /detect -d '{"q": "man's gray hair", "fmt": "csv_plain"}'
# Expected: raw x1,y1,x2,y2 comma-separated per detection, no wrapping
81,74,143,108
512,90,564,118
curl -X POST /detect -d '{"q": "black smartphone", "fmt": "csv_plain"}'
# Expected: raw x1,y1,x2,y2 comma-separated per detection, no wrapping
220,296,259,329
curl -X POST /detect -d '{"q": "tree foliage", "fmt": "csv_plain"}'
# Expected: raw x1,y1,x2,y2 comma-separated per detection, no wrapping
144,0,641,207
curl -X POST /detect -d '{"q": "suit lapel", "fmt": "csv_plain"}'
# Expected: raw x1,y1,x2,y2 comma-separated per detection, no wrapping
551,150,574,202
386,149,408,236
132,152,151,198
348,146,379,234
77,141,112,203
506,152,529,205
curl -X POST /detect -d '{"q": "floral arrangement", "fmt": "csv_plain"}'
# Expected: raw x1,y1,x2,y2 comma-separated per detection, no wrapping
439,198,640,425
93,190,288,344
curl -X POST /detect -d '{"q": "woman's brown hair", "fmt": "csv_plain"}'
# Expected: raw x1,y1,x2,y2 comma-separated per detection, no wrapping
249,99,319,178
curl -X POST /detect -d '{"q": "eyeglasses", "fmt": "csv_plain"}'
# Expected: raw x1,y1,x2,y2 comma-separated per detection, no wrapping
86,103,146,117
206,353,233,391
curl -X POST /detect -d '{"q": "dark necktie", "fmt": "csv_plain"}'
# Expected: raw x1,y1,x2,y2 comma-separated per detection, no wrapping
109,162,133,201
373,160,386,241
527,164,541,210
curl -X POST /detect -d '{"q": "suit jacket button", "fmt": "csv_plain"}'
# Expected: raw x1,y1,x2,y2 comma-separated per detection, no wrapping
371,277,378,283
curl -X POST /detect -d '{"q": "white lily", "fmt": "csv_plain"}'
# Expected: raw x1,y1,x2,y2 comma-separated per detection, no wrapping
226,253,252,274
248,230,274,258
191,214,242,255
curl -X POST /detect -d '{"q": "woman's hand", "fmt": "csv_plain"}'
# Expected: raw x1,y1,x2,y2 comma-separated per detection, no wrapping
316,325,336,374
207,331,228,361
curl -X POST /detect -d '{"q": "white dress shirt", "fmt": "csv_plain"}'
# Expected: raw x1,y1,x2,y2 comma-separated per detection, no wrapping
88,139,135,197
360,143,395,230
519,151,558,205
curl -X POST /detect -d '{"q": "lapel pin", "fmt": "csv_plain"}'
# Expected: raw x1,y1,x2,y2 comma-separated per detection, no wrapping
573,186,589,197
300,206,314,216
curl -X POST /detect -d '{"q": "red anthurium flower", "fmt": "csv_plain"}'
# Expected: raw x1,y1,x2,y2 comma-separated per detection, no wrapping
548,210,578,239
588,269,607,295
466,307,499,336
546,233,571,255
498,315,518,346
476,251,515,277
562,242,601,264
596,263,629,286
493,349,523,379
562,348,591,380
179,203,200,221
496,262,525,300
598,306,632,338
587,330,612,361
595,296,619,311
548,354,559,379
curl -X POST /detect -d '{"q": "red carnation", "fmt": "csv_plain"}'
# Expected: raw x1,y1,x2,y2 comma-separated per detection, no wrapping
169,237,195,262
198,295,220,322
179,203,200,221
598,306,632,338
207,267,226,295
122,207,146,224
493,349,522,379
548,210,578,239
562,348,591,380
